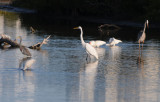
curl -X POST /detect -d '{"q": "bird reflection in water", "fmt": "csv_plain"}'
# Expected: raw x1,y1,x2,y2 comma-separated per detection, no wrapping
96,47,106,59
137,53,146,78
19,57,36,71
109,46,121,61
79,60,98,102
137,53,144,69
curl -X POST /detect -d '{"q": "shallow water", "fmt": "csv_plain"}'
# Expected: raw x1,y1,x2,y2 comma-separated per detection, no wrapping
1,12,160,102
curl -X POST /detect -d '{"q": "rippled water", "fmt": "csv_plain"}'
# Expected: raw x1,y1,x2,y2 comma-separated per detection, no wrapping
1,12,160,102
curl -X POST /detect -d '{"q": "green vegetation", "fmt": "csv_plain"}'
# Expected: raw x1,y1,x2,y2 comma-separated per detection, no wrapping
12,0,160,22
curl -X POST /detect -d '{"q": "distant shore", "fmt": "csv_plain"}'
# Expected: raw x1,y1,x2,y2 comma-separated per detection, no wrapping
0,5,160,28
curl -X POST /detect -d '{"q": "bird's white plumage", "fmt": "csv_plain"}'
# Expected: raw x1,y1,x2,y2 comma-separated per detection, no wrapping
89,40,106,47
23,59,36,70
109,37,122,46
86,43,98,59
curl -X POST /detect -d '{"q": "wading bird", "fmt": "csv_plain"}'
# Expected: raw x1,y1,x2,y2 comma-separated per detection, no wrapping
74,26,98,60
17,36,32,57
89,40,106,47
19,57,36,70
23,59,36,70
138,20,149,51
109,37,122,46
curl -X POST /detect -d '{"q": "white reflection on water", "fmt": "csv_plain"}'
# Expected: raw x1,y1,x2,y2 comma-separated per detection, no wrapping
104,46,121,102
79,61,98,102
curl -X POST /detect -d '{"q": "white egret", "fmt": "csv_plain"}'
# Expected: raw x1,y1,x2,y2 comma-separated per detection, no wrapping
89,40,106,47
19,57,36,70
74,26,98,60
109,37,122,46
138,20,149,50
23,59,36,70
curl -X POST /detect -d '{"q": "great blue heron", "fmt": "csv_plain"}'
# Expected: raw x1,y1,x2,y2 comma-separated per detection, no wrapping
138,20,149,51
17,36,32,57
89,40,106,47
109,37,122,46
74,26,98,60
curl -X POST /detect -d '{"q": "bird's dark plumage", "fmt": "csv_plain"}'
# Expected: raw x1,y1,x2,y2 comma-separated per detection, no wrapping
18,36,32,57
20,45,31,56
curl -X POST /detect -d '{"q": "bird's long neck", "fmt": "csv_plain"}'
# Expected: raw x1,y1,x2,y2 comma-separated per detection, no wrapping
143,21,147,33
80,27,86,47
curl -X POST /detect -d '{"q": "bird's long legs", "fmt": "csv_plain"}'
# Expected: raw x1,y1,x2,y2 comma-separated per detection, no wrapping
139,42,141,54
86,54,88,61
139,41,144,55
86,54,91,63
142,41,144,50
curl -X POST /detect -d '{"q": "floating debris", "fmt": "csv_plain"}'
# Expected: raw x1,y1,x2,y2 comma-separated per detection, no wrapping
29,35,51,50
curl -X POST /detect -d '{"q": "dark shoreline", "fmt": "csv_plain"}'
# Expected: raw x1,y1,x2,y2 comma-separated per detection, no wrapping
0,5,160,28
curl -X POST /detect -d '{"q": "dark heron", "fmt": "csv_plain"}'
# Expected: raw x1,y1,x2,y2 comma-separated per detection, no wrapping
137,20,149,51
17,36,32,57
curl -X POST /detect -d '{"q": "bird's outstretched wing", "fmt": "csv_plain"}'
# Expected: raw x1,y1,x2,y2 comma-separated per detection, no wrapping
109,37,122,46
95,40,106,47
114,38,122,44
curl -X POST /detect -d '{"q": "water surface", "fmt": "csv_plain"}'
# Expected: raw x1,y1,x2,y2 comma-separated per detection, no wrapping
1,12,160,102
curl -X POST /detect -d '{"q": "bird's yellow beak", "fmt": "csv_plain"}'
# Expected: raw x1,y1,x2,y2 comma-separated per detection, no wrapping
73,27,78,29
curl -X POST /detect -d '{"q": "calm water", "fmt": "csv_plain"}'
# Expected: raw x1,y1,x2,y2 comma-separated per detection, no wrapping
1,12,160,102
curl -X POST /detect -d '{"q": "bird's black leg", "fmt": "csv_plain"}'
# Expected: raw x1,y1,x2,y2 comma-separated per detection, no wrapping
142,41,144,50
86,54,88,61
141,42,144,55
88,55,91,62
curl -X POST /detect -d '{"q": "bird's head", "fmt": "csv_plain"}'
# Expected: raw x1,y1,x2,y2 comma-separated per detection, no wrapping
73,26,82,30
146,20,149,28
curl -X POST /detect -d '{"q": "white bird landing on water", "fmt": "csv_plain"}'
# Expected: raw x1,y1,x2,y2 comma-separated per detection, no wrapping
108,37,122,46
23,59,36,70
19,58,36,71
89,40,106,47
